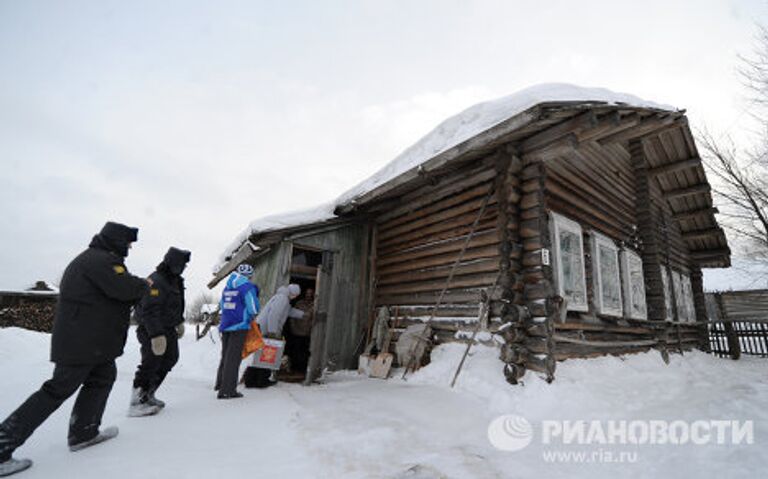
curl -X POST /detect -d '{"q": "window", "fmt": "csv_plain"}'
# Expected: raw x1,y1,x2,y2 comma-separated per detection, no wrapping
672,271,696,323
661,267,674,321
551,213,588,312
683,275,696,322
621,249,647,320
591,232,622,317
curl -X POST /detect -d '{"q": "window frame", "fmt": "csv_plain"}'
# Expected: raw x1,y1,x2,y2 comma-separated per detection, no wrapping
620,249,648,320
672,270,686,322
551,212,589,312
591,231,623,317
682,274,696,322
661,266,675,321
672,271,696,323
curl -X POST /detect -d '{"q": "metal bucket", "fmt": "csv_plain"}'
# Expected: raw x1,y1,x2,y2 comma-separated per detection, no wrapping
251,338,285,370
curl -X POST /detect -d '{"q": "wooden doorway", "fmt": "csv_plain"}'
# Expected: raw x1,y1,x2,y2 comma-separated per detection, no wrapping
285,245,332,384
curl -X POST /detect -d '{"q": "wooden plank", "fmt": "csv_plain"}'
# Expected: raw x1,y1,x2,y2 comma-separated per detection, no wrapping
546,162,635,229
648,157,701,177
520,111,597,153
391,306,480,318
598,115,681,145
523,134,579,162
545,185,630,240
671,207,719,222
376,272,500,296
378,216,500,258
682,228,723,241
378,179,495,231
377,231,500,269
376,288,500,307
378,193,497,242
575,112,640,143
663,184,711,200
378,258,501,286
290,264,318,276
690,248,731,261
567,146,635,202
378,207,499,252
378,245,503,278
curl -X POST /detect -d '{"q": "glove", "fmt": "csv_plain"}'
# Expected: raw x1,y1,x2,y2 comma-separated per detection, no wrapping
176,322,185,339
151,335,167,356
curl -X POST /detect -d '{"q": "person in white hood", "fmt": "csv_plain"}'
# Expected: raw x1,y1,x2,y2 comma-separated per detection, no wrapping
246,284,304,388
256,284,304,338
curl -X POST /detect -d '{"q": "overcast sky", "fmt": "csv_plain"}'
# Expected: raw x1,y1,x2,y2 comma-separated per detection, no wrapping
0,0,766,300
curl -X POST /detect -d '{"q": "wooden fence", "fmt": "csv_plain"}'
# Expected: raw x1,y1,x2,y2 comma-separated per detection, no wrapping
709,320,768,359
706,290,768,359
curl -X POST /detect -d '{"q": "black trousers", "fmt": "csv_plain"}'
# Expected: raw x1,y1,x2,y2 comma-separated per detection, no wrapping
214,330,247,395
243,366,273,388
288,335,311,374
0,361,117,460
133,325,179,393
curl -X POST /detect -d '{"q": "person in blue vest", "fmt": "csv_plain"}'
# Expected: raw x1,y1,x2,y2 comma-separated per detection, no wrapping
214,263,259,399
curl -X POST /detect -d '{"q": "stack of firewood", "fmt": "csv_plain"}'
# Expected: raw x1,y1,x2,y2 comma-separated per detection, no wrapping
0,302,56,332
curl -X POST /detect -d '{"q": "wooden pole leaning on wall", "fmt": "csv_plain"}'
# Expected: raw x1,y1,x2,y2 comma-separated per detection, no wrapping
400,181,497,379
451,277,501,388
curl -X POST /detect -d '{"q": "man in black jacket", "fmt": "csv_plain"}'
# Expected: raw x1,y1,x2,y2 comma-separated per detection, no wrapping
0,222,150,477
129,247,191,417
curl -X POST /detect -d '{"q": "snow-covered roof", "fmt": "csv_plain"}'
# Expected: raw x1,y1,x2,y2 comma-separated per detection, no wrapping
26,281,59,293
215,202,337,274
0,289,58,297
335,83,673,208
214,83,676,275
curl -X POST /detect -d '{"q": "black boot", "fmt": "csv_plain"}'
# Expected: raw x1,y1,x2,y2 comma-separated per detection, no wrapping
127,388,161,417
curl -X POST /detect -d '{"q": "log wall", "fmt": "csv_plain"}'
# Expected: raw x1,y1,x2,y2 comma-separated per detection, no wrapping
373,155,510,322
499,130,711,382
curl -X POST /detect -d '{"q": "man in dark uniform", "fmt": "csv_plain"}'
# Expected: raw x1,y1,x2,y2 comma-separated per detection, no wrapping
129,247,191,417
0,222,150,477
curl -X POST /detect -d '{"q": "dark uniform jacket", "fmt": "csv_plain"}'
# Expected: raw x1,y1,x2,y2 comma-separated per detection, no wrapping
135,247,190,338
51,225,148,365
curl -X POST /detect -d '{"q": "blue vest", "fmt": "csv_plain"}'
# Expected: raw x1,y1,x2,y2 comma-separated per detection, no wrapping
219,273,260,332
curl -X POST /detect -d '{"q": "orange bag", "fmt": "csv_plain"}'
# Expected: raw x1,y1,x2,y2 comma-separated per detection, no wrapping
241,321,265,359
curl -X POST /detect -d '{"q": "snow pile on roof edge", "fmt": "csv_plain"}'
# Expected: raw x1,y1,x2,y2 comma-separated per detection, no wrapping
214,83,676,274
214,201,336,274
335,83,674,207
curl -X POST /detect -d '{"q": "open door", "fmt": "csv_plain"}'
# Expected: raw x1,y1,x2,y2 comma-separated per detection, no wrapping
305,251,333,384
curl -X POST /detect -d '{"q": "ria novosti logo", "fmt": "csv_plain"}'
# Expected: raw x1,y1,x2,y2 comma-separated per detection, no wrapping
488,415,755,452
487,414,534,451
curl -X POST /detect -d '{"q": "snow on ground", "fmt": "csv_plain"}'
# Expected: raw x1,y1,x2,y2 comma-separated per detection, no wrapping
0,327,766,478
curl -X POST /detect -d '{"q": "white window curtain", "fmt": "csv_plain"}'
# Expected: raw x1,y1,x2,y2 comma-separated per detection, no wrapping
591,232,622,317
672,270,688,322
661,267,674,321
621,249,647,320
551,213,588,312
682,274,695,322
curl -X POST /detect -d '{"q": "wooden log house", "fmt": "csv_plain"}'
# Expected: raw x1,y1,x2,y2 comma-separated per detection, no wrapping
211,84,730,384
